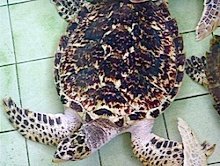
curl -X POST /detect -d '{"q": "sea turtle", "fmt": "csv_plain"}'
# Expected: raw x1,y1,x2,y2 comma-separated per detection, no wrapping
186,35,220,116
2,0,215,165
195,0,220,41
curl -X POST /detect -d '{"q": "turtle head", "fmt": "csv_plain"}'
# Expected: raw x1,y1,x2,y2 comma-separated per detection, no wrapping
53,131,91,162
53,118,120,162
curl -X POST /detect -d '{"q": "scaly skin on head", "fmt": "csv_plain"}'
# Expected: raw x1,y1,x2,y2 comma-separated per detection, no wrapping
53,118,121,161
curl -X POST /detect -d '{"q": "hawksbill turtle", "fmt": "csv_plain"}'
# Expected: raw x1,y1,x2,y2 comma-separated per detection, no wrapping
186,35,220,116
2,0,215,165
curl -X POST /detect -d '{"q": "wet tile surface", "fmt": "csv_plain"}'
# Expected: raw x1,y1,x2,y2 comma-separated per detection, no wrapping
0,0,220,166
0,131,29,166
0,6,15,66
169,0,204,33
9,0,67,63
0,0,7,6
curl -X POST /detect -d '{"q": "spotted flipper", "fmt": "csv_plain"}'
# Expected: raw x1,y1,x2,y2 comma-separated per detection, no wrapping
51,0,92,23
185,55,208,87
3,97,82,146
131,118,215,166
206,35,220,115
196,0,220,40
178,118,215,166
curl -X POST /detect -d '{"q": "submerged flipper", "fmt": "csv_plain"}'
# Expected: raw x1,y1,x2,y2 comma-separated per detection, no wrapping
3,97,82,146
185,56,208,87
131,118,215,166
196,0,220,40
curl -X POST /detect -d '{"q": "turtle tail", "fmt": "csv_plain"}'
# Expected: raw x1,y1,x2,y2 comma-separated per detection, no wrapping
2,97,82,146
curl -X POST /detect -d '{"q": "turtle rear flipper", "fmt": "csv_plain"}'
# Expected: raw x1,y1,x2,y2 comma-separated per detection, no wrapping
185,55,208,87
177,118,215,166
130,118,215,166
2,97,82,146
196,0,220,41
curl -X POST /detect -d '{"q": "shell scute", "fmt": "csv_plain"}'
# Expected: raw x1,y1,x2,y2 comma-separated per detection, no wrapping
56,1,185,126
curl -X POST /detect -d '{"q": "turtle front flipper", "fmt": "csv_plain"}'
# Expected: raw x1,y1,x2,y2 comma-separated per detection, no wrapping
130,118,215,166
185,56,208,87
196,0,220,41
2,97,82,146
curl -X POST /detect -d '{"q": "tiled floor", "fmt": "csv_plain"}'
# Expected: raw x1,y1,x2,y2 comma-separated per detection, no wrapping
0,0,220,165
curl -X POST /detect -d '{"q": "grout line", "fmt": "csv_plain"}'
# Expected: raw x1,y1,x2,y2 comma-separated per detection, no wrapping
0,4,7,7
0,63,15,68
8,0,38,6
208,162,220,165
180,29,196,35
7,0,22,112
98,150,103,166
25,139,31,165
7,2,31,166
17,56,54,64
0,129,16,134
174,93,209,101
162,114,170,139
0,56,54,68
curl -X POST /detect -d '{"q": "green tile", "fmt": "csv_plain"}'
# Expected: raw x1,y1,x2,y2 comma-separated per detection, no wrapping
169,0,203,33
18,58,62,112
214,28,220,36
164,95,220,163
0,131,29,165
0,65,20,132
27,140,100,166
0,6,15,66
182,32,213,56
9,0,67,63
8,0,34,4
0,0,7,6
100,116,167,165
100,133,142,166
176,32,212,99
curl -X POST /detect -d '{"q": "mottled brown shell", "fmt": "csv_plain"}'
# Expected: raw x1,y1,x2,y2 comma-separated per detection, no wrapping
54,0,185,127
205,35,220,115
